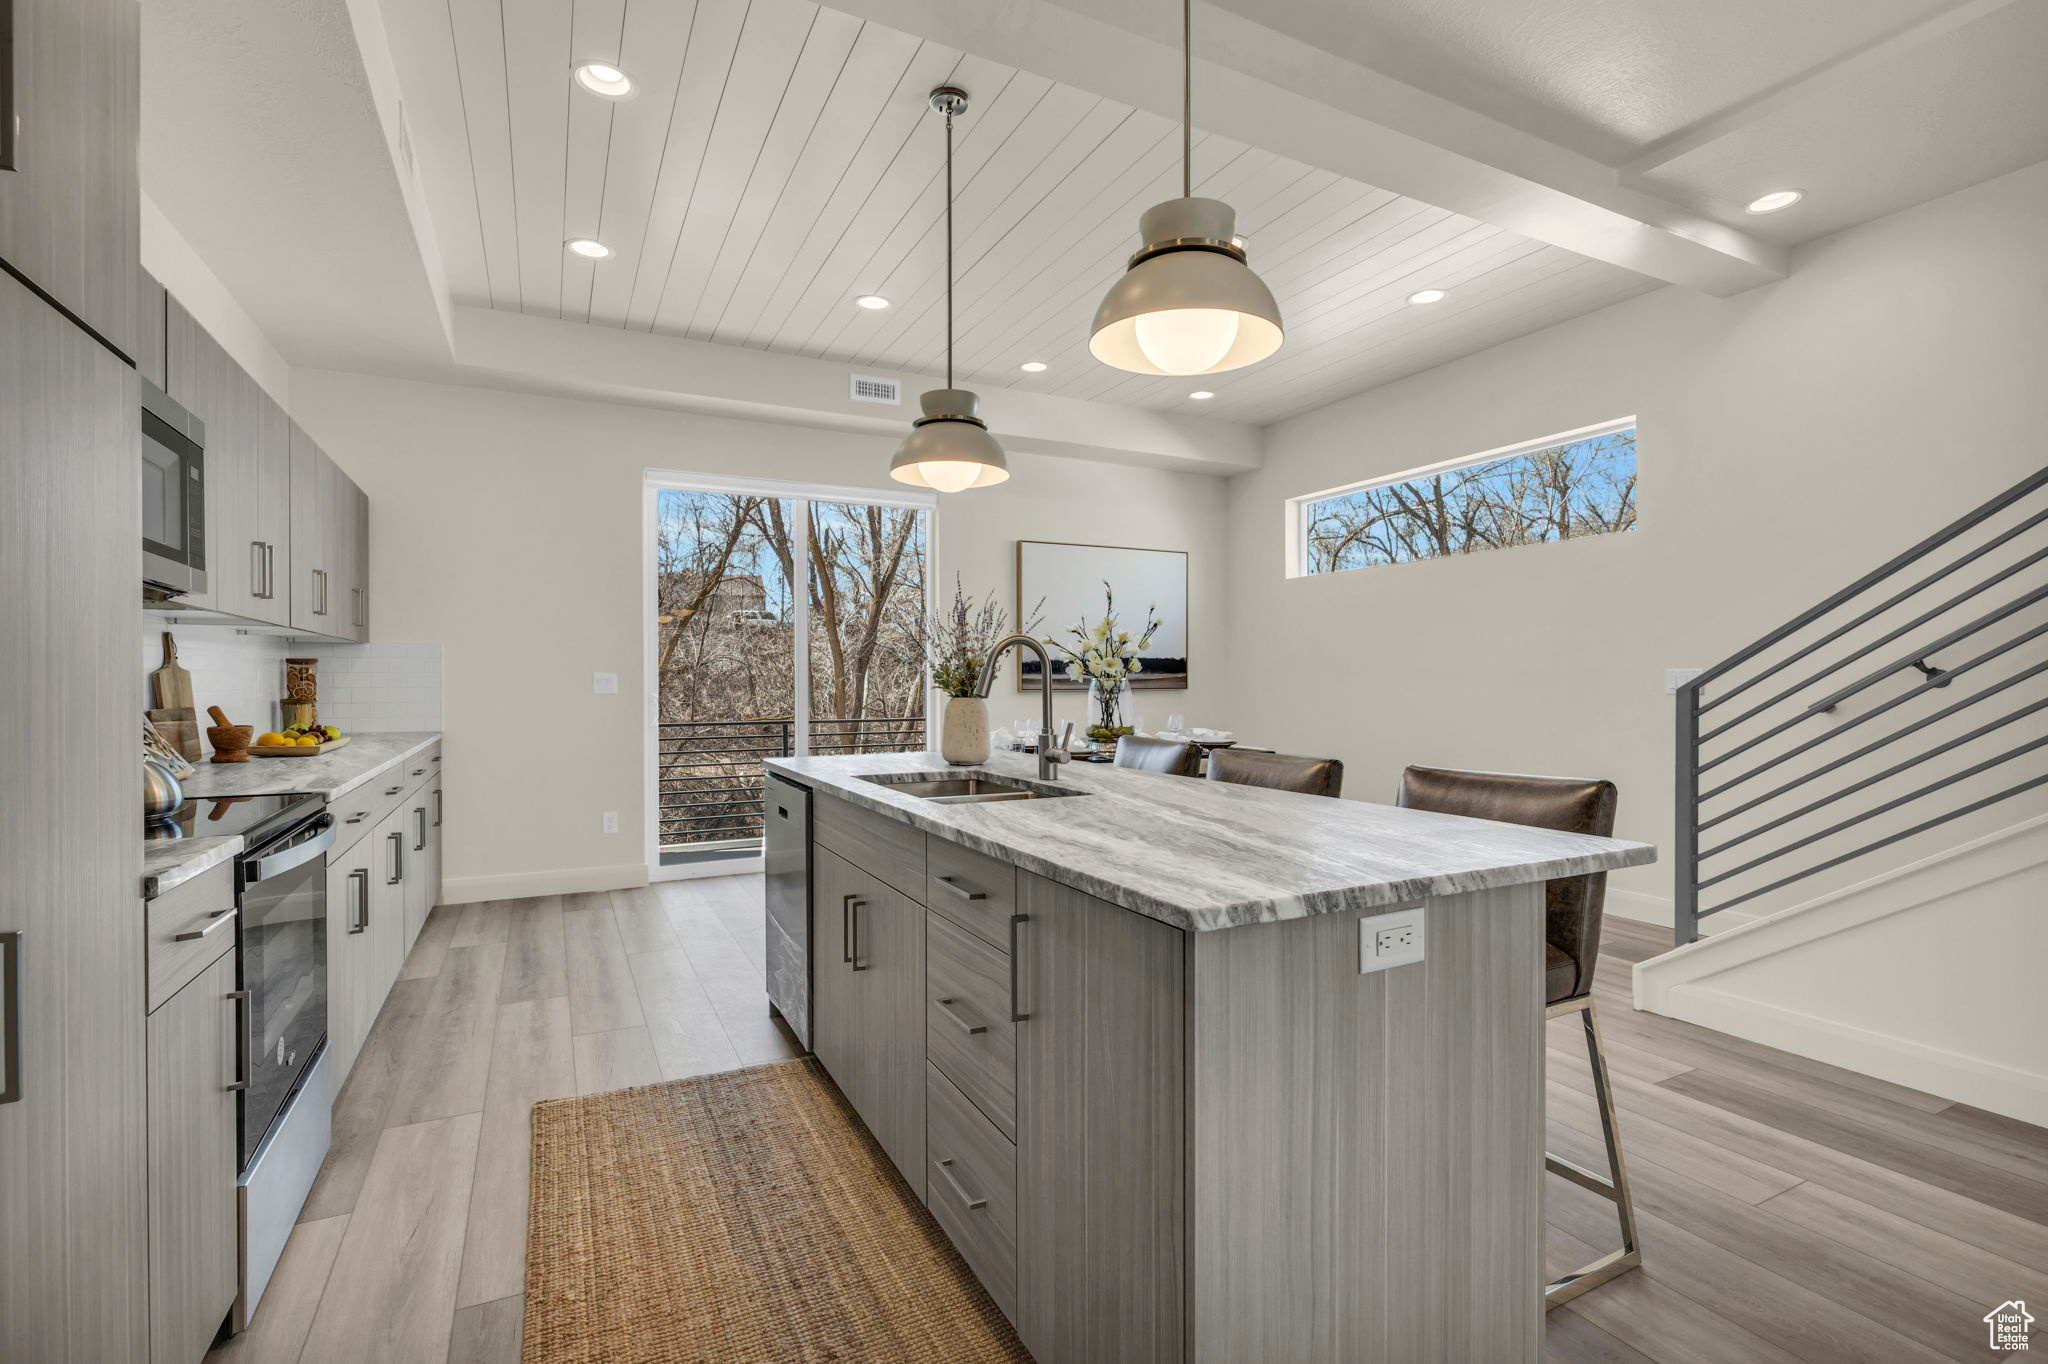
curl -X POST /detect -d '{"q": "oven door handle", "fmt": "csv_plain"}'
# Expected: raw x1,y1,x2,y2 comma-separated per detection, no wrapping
242,814,337,882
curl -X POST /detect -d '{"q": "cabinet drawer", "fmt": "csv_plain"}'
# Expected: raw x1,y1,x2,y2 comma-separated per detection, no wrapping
815,795,925,902
926,910,1017,1141
926,1062,1018,1325
926,839,1018,949
398,748,437,799
146,863,236,1013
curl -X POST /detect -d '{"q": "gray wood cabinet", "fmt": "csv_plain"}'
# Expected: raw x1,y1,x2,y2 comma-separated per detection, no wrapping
0,0,140,359
137,269,167,391
324,825,379,1085
809,840,926,1195
146,948,240,1364
1014,871,1185,1364
289,422,371,640
403,785,434,954
0,270,148,1364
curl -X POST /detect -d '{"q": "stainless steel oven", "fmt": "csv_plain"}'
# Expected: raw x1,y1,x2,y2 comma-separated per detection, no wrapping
234,801,333,1166
141,379,206,599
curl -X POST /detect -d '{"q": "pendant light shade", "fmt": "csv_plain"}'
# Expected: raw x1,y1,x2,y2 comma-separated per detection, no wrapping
890,87,1008,493
890,388,1009,491
1090,0,1282,377
1089,197,1283,375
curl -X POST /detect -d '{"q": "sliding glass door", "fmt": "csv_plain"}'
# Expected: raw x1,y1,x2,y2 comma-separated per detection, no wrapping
647,475,933,872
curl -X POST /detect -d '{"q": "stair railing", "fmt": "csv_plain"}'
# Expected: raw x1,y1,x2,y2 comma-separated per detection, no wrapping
1674,466,2048,943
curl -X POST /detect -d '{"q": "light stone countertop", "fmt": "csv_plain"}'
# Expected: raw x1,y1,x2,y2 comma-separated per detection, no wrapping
767,750,1656,932
143,835,242,899
176,732,441,802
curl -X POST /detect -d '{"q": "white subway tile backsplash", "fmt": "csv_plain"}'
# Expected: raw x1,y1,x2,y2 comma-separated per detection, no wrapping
140,625,442,748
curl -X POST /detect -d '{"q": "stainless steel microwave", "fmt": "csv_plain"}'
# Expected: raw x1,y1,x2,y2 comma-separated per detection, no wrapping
141,380,207,598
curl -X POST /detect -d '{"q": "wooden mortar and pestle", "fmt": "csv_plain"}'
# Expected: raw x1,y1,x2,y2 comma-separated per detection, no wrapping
207,706,254,763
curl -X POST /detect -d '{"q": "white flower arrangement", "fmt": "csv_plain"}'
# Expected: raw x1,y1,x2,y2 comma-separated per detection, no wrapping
1045,582,1164,741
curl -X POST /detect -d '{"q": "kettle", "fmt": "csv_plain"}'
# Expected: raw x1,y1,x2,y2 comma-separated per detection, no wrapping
144,755,185,820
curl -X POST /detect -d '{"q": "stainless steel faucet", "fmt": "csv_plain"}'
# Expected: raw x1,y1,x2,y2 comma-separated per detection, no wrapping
973,633,1072,781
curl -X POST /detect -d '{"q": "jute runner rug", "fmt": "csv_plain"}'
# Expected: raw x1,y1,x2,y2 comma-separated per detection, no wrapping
524,1057,1031,1363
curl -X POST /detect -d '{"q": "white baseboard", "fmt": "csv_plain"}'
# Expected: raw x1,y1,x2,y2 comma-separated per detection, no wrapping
1647,983,2048,1127
1606,888,1758,935
439,862,650,905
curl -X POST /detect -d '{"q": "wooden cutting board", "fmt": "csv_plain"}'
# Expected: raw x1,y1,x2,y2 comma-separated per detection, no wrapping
148,634,201,762
151,631,195,711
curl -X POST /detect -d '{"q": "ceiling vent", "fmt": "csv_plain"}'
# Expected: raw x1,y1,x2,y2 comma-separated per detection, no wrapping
849,374,902,405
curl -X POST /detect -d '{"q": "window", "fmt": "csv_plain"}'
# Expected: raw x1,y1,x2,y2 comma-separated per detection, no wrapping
1290,419,1637,577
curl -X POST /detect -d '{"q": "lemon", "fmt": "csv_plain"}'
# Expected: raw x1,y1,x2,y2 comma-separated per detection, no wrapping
257,732,287,746
297,736,321,747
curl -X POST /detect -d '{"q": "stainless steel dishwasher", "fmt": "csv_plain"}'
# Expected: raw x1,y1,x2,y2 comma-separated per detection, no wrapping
762,771,812,1049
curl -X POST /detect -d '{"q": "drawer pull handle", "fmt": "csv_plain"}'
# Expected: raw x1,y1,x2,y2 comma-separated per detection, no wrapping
1008,914,1030,1022
1,932,21,1104
934,997,986,1035
175,907,237,941
385,785,403,797
936,1158,987,1211
345,811,369,825
935,876,987,902
849,898,868,972
841,894,855,964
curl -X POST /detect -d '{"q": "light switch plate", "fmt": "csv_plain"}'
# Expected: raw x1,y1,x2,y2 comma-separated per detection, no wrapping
1360,905,1425,974
592,672,619,695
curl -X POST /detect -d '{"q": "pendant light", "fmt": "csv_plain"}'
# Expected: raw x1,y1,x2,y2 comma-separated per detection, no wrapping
891,87,1010,493
1089,0,1282,376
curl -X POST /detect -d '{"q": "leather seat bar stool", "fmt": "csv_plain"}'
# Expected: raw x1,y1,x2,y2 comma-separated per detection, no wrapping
1206,748,1344,798
1113,734,1201,776
1396,765,1641,1308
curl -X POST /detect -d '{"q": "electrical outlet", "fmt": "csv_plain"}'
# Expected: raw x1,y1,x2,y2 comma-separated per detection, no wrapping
601,811,618,834
1359,905,1425,974
592,672,619,695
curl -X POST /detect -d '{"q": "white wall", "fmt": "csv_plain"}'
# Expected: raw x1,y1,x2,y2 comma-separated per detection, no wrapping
1222,160,2048,923
288,370,1231,900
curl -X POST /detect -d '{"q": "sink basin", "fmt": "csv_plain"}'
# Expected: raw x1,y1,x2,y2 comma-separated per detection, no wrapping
859,772,1084,804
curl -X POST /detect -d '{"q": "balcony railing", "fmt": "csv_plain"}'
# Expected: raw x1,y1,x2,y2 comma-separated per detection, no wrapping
658,715,926,847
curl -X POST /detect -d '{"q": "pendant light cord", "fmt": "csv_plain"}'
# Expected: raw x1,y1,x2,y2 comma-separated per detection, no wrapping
945,108,955,390
1182,0,1192,199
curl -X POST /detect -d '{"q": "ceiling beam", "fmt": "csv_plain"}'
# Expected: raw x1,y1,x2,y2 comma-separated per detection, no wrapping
826,0,1787,296
449,308,1264,474
1617,0,2021,178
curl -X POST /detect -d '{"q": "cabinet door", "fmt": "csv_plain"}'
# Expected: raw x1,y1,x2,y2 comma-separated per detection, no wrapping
403,796,432,955
811,848,864,1114
323,837,375,1086
0,0,140,358
857,882,927,1196
350,478,371,640
424,783,444,942
370,807,410,1003
0,272,148,1364
287,423,327,633
136,270,166,391
1015,873,1185,1364
146,949,240,1364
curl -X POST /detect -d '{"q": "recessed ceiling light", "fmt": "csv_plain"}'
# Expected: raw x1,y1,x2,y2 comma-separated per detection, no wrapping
566,238,612,259
573,62,634,98
1407,288,1447,305
1745,189,1804,214
855,294,891,310
1020,361,1047,373
1189,390,1215,400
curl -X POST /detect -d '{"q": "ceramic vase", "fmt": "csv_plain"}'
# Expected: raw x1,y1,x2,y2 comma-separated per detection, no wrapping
941,695,991,764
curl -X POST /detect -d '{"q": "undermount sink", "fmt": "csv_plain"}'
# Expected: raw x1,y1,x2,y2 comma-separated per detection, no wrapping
860,772,1084,804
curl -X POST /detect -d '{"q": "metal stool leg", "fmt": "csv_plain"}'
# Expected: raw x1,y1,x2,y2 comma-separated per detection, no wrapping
1544,996,1642,1307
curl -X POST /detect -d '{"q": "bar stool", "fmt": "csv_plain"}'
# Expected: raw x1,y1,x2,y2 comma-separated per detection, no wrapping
1207,748,1344,797
1396,764,1641,1308
1113,734,1201,776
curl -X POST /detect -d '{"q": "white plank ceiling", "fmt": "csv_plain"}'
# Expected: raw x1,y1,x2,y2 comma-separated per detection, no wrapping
385,0,1661,425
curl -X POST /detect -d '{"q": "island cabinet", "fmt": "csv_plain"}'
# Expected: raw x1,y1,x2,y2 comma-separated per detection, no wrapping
806,782,1551,1364
809,796,1186,1363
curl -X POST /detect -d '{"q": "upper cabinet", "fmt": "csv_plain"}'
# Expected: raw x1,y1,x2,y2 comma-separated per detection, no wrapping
135,270,166,391
290,424,370,641
163,292,370,640
0,0,141,359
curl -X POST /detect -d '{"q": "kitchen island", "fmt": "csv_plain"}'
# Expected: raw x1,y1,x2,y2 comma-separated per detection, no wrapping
766,750,1654,1364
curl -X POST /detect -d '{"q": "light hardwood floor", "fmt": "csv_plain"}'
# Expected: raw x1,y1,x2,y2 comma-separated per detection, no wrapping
208,889,2045,1363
